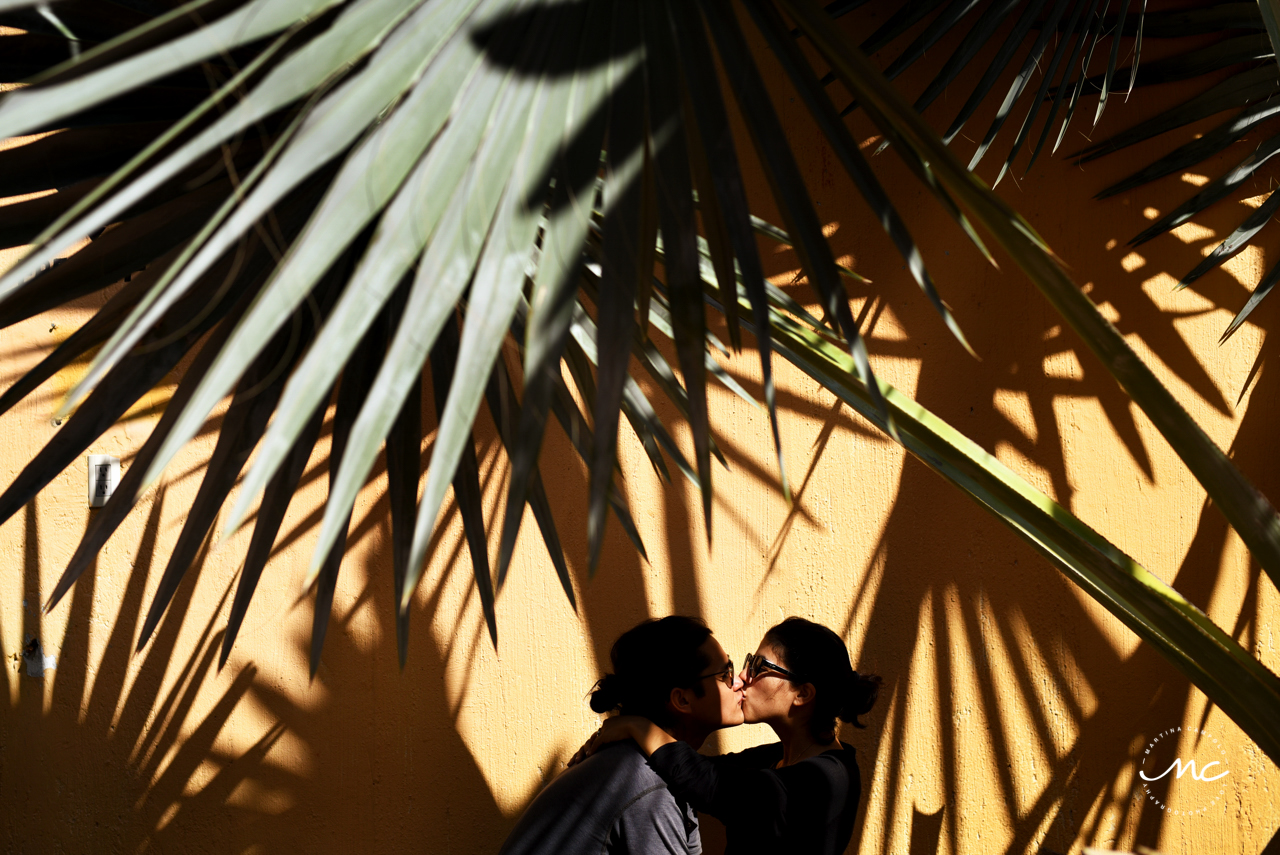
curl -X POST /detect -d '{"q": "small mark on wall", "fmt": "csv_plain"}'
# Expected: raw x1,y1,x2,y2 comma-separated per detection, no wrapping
22,636,56,677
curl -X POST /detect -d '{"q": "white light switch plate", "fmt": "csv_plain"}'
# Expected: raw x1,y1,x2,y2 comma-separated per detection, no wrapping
87,454,119,508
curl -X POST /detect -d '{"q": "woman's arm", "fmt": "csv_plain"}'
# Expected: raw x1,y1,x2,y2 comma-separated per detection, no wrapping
649,741,786,833
568,715,676,766
606,715,676,757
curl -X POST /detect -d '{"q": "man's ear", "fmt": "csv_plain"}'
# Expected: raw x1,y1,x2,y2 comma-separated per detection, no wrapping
669,686,695,715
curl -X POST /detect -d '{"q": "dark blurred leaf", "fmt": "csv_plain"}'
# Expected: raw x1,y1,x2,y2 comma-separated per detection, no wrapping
1077,34,1274,93
1179,191,1280,289
972,0,1068,174
1132,131,1280,246
310,297,387,675
1095,0,1134,127
1102,1,1261,36
483,352,573,610
589,0,647,571
649,0,712,538
1264,0,1280,78
702,0,889,434
674,0,784,497
1046,0,1105,157
942,0,1047,146
881,0,983,84
137,304,308,652
1076,65,1280,163
911,0,1019,115
1002,0,1087,180
1095,96,1280,198
44,282,250,613
860,0,947,55
1222,245,1280,343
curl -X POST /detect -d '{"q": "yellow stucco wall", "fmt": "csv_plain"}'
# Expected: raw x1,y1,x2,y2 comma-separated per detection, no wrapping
1,3,1278,853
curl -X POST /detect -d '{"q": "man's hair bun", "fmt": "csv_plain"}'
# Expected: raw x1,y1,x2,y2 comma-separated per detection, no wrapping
589,673,626,714
586,616,712,727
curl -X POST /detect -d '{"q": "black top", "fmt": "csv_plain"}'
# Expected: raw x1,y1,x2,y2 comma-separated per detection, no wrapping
648,740,861,855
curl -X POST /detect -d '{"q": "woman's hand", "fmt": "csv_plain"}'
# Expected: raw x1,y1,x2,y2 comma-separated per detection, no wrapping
567,715,643,767
567,715,676,767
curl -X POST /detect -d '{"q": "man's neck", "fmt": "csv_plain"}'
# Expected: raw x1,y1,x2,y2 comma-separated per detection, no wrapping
665,719,709,751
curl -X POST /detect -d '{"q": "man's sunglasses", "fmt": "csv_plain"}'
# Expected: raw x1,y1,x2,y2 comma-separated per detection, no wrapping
695,659,736,688
743,652,801,682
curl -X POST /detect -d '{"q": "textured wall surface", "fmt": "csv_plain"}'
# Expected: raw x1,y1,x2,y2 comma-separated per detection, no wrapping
1,3,1277,854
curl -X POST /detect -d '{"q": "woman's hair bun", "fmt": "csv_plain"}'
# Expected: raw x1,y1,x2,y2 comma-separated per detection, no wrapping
839,671,882,728
589,673,626,714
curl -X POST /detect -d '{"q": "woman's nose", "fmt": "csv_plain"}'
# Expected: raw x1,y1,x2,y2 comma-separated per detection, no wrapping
735,668,748,688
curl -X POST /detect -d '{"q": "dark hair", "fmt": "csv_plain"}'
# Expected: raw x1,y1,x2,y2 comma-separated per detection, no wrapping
589,616,713,728
762,617,881,741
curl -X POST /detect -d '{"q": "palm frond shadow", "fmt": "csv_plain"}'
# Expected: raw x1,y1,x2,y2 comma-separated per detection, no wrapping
1,491,293,849
783,197,1280,850
0,481,524,851
726,95,1280,847
836,448,1247,855
1,0,1275,689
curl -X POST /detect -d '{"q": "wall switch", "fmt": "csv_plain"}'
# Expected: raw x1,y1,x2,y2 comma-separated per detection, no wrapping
87,454,119,508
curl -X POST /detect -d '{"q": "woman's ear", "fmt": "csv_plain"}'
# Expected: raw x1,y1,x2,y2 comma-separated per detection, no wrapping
792,682,817,710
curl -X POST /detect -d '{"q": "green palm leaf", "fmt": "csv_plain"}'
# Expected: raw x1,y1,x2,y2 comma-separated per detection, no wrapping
0,3,1274,776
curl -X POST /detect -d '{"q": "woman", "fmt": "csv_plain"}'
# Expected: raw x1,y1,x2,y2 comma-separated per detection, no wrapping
580,617,881,854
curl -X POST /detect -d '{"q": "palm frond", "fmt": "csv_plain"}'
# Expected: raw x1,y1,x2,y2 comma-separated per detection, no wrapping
0,1,1277,773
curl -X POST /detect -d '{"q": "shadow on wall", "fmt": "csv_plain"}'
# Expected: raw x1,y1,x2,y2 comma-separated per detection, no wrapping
0,485,508,852
0,325,663,854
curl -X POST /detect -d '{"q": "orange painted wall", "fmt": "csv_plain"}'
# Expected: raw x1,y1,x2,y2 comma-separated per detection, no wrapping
1,2,1277,854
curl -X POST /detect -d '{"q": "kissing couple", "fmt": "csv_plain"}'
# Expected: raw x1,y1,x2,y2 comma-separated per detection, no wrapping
499,615,881,855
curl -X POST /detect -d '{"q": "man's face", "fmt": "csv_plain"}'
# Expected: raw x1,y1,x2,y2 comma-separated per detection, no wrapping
680,637,745,729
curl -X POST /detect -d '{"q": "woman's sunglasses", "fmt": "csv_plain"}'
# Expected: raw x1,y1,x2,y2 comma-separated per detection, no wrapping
743,652,801,682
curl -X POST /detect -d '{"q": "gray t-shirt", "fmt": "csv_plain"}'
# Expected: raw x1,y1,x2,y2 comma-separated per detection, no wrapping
499,742,702,855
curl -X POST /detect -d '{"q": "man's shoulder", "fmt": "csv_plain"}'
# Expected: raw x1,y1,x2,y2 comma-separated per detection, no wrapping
498,740,695,855
572,740,666,793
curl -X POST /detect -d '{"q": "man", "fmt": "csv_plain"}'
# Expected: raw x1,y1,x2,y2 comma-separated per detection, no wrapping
499,616,744,855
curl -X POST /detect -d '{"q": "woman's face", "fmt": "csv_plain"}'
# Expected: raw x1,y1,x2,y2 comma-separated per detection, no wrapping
738,642,801,725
